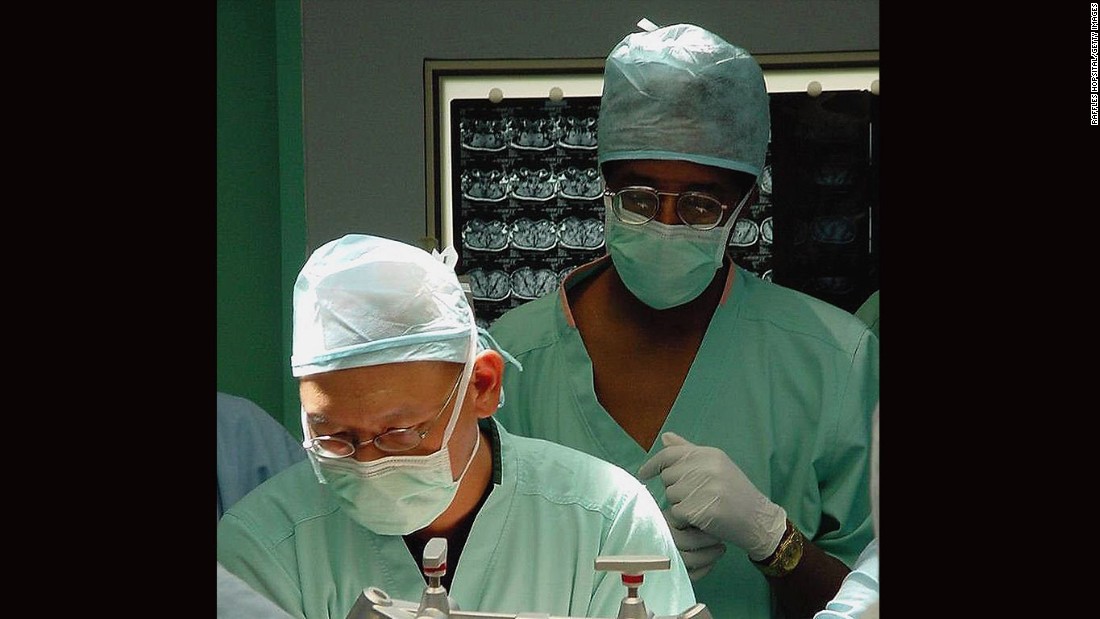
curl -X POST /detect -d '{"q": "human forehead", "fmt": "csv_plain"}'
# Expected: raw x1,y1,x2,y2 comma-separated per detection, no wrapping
299,361,461,423
602,159,745,192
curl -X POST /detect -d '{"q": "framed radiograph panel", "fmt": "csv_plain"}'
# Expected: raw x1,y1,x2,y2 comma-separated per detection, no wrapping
425,53,879,325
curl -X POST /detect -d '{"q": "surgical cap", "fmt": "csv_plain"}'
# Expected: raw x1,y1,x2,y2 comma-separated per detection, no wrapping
598,23,770,177
291,234,476,377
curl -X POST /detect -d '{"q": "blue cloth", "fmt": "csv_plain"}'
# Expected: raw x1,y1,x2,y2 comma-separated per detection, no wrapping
217,419,696,619
488,258,879,619
217,392,306,521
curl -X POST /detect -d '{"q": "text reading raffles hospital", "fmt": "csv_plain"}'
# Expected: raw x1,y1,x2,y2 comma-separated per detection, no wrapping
1092,4,1098,124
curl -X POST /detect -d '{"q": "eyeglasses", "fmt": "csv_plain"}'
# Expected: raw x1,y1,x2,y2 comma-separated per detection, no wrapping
303,372,464,459
603,185,754,231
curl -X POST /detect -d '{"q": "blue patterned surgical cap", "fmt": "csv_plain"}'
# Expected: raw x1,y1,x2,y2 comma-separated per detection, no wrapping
598,23,771,177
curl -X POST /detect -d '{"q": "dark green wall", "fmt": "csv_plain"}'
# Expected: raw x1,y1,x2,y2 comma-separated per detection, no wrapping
217,0,306,437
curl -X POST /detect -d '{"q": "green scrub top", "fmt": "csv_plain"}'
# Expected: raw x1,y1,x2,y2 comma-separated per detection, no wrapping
489,258,879,619
854,290,880,337
217,418,696,619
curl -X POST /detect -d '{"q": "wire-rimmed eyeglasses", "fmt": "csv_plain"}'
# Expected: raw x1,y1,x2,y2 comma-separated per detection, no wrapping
303,372,464,458
603,185,754,231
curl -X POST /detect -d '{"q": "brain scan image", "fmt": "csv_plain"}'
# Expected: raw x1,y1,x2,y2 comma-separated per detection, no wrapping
557,167,603,200
466,268,511,302
557,216,604,250
510,217,558,251
810,216,857,245
813,162,855,187
728,218,760,247
759,217,774,245
509,167,557,201
450,99,626,324
461,169,510,202
510,266,559,300
462,218,510,252
558,116,598,149
758,164,773,197
509,118,558,151
459,119,508,152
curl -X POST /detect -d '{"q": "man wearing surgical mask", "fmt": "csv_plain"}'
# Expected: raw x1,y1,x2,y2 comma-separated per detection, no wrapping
216,234,695,619
490,22,879,619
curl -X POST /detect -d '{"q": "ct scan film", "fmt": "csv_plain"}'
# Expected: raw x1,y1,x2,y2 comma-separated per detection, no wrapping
449,90,878,326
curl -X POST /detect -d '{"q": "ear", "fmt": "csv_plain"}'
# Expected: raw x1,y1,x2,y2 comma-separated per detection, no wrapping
469,350,504,419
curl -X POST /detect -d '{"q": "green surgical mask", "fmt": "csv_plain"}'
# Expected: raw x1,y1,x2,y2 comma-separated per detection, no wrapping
605,206,741,309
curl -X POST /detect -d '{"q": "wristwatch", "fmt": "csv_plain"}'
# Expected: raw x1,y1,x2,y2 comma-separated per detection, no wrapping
751,520,805,578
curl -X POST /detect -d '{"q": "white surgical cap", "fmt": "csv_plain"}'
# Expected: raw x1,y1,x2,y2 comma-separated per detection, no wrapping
291,234,476,377
598,23,771,177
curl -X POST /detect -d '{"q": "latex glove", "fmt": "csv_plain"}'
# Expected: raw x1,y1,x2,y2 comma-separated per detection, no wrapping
638,432,787,561
663,509,726,581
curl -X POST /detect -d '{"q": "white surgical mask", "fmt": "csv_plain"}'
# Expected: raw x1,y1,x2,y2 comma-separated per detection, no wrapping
605,204,742,309
302,325,481,535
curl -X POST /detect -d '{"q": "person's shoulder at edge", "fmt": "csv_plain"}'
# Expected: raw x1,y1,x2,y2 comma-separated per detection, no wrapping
218,391,266,422
217,392,300,444
218,391,308,520
734,266,875,349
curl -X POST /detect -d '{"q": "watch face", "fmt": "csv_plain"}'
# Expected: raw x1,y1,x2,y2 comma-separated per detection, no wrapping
777,529,804,571
759,527,804,577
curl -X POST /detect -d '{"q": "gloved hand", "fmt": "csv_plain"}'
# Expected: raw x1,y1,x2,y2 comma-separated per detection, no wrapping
638,432,787,562
663,509,726,581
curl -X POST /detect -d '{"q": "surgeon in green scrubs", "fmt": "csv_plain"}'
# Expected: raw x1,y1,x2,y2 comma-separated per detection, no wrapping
489,23,879,619
216,234,695,619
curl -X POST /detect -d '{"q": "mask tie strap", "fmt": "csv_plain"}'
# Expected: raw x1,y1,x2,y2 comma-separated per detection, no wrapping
300,407,329,484
440,319,478,444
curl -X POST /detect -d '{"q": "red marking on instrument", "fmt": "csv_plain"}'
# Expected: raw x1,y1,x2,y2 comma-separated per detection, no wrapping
424,562,447,576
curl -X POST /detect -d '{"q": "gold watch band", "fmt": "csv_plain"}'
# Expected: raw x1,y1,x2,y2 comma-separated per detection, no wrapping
752,520,805,578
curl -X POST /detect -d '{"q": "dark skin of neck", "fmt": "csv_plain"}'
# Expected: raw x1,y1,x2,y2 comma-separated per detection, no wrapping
568,258,725,451
567,159,852,618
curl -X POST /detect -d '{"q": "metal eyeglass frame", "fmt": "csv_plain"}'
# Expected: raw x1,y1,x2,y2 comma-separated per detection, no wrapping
603,185,755,231
303,371,464,458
